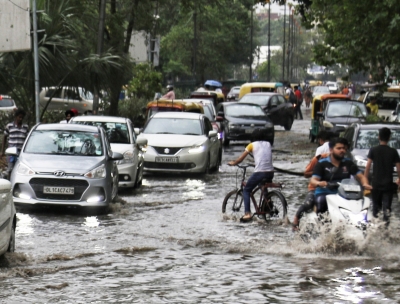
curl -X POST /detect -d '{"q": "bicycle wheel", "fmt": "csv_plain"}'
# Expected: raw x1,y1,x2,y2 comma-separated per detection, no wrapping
222,190,244,220
261,190,288,222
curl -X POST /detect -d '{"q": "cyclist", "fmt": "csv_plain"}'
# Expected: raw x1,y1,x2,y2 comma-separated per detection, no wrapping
228,128,274,221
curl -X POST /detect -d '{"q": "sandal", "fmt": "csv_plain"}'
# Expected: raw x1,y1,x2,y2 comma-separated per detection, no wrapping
240,213,252,222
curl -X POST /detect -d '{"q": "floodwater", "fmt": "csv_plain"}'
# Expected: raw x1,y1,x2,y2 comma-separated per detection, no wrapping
2,108,400,303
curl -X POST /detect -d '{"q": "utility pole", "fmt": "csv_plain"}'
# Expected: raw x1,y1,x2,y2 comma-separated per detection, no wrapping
249,3,254,82
282,4,286,81
267,1,271,81
92,0,106,115
32,0,40,123
286,9,291,83
193,8,197,84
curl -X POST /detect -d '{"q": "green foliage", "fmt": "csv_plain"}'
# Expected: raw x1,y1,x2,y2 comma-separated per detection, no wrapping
127,64,162,100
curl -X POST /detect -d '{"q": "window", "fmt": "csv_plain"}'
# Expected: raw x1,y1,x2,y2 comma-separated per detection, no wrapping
45,88,62,98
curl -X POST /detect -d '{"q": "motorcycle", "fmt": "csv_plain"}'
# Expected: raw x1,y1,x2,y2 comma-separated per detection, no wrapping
300,178,373,241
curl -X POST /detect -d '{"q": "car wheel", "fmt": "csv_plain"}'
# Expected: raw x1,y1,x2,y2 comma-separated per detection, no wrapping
212,150,222,173
111,169,119,202
203,154,211,174
222,131,230,146
7,223,15,252
284,117,293,131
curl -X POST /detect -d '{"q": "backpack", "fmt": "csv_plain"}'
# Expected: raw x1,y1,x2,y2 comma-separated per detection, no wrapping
289,90,297,105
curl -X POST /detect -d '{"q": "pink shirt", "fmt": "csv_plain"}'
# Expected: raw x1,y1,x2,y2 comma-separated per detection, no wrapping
162,91,175,100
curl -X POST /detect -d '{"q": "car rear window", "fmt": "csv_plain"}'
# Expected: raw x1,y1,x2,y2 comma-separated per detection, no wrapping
0,98,14,107
25,130,103,156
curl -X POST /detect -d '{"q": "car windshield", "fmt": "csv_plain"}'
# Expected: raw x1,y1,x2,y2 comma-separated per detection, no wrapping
225,104,265,117
73,121,130,144
0,98,14,107
24,130,103,156
356,129,400,149
144,118,202,135
239,95,271,106
326,102,367,118
313,86,330,94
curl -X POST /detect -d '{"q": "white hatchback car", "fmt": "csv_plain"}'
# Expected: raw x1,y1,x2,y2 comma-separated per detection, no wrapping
138,112,221,174
0,179,16,255
0,95,17,113
70,116,147,189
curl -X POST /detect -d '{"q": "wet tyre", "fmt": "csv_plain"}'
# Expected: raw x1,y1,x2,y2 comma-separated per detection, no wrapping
111,168,119,202
7,223,15,252
222,190,244,219
261,191,288,222
284,117,293,131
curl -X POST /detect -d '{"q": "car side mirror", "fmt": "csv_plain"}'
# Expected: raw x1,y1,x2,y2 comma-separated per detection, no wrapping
111,151,123,161
136,137,147,149
208,130,217,138
5,147,18,156
134,127,141,135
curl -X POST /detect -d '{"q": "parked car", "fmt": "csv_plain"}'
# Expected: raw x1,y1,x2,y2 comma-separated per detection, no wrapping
317,100,368,136
0,179,16,255
312,86,331,98
39,87,96,113
7,123,123,211
357,91,400,121
227,86,241,101
238,92,295,130
0,95,17,112
216,102,274,146
70,116,147,189
342,122,400,184
138,112,221,174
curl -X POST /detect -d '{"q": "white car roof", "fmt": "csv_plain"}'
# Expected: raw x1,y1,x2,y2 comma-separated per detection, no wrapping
152,112,203,119
71,115,129,123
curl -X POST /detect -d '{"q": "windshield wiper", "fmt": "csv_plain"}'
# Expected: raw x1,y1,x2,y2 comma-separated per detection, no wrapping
183,133,199,135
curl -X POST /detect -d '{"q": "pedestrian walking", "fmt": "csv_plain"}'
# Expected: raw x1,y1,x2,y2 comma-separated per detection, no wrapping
365,127,400,222
294,85,303,120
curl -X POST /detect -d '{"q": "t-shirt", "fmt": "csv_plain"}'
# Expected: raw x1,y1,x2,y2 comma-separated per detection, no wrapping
367,145,400,190
4,122,29,151
245,141,273,172
315,142,330,156
313,157,359,196
367,103,378,115
295,90,302,102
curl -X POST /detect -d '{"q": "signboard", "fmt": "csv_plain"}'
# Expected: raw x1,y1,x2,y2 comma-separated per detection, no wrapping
0,0,31,52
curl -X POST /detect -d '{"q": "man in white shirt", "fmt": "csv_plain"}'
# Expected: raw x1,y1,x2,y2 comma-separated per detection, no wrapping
315,130,333,156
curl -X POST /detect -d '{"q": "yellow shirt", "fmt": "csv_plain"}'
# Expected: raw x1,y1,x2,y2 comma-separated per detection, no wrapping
367,103,378,115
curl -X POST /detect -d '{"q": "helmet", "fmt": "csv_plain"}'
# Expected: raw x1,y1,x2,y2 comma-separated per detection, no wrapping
166,85,174,91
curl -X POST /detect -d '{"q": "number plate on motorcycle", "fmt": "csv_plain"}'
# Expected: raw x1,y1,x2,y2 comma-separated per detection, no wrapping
342,184,361,192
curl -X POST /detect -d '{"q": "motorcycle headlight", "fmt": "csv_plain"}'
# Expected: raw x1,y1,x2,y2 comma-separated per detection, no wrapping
188,144,206,154
117,151,134,164
84,164,106,179
354,155,367,168
16,163,35,176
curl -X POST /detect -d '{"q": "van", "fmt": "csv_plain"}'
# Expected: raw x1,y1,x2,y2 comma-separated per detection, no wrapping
238,82,284,99
39,87,95,113
145,99,204,122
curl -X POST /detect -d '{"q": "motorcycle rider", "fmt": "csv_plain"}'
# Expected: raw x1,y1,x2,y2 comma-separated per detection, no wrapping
161,85,175,100
292,137,372,230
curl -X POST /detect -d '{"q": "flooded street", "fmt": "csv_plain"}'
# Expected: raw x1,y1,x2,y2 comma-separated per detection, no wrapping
2,108,400,303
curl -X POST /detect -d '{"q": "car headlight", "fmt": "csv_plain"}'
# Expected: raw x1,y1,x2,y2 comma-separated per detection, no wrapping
84,164,106,179
354,155,367,168
117,151,134,164
229,123,238,129
16,163,35,175
188,144,206,154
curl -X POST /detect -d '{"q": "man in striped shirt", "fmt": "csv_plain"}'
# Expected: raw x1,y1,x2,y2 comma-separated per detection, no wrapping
1,109,29,178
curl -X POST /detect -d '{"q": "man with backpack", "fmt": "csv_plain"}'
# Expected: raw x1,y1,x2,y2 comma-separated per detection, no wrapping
294,85,303,120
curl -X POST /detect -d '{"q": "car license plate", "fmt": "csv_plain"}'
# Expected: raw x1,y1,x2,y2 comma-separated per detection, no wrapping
155,157,178,163
43,186,74,195
245,128,254,134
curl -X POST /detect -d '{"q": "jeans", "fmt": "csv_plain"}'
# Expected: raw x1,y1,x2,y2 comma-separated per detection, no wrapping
372,189,393,221
243,171,274,213
295,101,303,119
315,194,328,214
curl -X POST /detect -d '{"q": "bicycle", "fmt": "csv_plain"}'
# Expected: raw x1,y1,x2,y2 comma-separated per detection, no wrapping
222,164,288,222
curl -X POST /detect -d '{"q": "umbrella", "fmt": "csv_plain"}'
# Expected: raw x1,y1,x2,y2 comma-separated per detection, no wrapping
204,80,222,87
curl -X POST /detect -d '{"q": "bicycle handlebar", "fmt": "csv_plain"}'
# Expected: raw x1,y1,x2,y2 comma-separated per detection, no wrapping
236,164,255,169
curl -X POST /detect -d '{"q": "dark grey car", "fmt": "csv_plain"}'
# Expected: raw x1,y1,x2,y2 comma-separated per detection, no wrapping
216,102,274,146
7,123,123,211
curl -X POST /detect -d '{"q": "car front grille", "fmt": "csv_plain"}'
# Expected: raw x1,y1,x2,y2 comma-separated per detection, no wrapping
152,147,182,155
29,178,89,200
144,161,195,170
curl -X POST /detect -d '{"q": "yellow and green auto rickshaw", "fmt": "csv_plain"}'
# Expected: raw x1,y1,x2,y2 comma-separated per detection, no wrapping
238,82,284,99
309,93,350,142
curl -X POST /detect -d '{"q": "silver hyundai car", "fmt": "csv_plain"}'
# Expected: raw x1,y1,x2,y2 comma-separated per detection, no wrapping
6,123,123,210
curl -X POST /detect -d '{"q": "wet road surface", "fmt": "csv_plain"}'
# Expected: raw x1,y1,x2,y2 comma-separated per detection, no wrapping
2,107,400,303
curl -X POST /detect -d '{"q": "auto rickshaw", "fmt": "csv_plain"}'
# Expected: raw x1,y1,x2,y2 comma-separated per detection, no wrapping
238,82,284,99
189,90,225,107
309,93,351,142
145,99,204,123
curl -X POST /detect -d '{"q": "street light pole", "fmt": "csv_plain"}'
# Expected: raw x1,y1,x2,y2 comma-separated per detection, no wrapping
282,4,286,81
32,0,40,123
267,1,271,81
249,3,254,82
